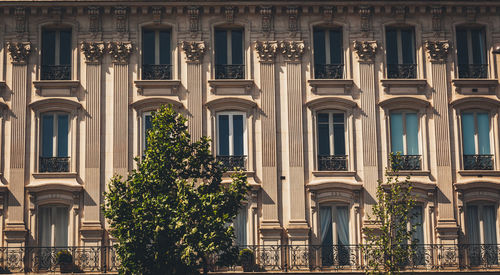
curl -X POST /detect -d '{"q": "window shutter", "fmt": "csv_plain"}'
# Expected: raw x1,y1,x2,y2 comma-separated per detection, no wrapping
233,115,244,156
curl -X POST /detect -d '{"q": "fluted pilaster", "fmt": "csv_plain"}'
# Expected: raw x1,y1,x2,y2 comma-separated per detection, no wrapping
113,64,128,175
183,41,206,141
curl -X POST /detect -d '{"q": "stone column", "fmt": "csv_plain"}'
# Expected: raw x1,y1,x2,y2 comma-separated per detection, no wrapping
181,41,206,141
425,41,458,244
353,41,379,220
255,41,282,245
279,41,310,244
81,41,105,246
109,42,133,177
5,42,31,245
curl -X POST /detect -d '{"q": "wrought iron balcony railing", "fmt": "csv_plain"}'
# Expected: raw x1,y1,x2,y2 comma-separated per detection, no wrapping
142,64,172,80
387,64,417,79
317,155,348,171
216,155,247,171
314,64,344,79
458,64,488,79
463,154,494,170
41,65,71,80
390,154,421,171
215,64,245,79
39,157,70,173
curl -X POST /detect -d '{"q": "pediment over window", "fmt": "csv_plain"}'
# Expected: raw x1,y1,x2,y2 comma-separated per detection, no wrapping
450,96,500,110
205,96,257,112
130,96,183,111
29,97,82,113
379,96,430,110
305,97,357,111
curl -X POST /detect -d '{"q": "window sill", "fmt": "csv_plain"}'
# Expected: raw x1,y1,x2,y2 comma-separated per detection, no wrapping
312,170,356,177
32,172,78,179
387,170,431,176
307,79,354,95
458,170,500,176
208,79,254,95
33,80,80,96
134,80,180,96
381,79,427,94
451,79,498,94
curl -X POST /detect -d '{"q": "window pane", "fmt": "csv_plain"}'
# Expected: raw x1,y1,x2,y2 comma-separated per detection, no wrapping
477,113,490,155
57,114,69,157
330,30,342,64
333,114,345,155
386,29,398,64
215,29,228,65
471,29,486,65
390,113,404,153
159,30,171,64
54,207,69,247
218,115,229,156
336,206,349,246
320,207,333,266
483,205,497,245
461,113,475,155
39,207,52,247
235,207,247,246
456,29,469,65
405,113,419,155
401,28,415,64
466,205,480,244
313,28,326,65
142,30,155,65
231,30,243,65
59,30,72,65
42,30,56,65
317,114,330,156
411,206,424,244
233,115,244,156
145,115,152,149
42,115,54,157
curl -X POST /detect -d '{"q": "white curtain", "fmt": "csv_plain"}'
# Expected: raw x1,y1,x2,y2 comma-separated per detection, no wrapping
55,207,69,247
483,206,497,245
466,205,480,244
337,206,349,246
320,207,332,245
235,207,247,246
39,207,52,247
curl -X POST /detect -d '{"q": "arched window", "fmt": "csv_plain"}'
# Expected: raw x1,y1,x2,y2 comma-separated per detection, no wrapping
216,111,247,170
465,203,498,265
38,204,69,247
389,110,421,170
41,26,72,80
141,27,172,80
39,112,70,173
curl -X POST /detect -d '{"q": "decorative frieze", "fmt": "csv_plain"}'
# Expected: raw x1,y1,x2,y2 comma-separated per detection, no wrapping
431,6,443,32
181,41,207,63
188,6,200,35
7,42,32,64
80,42,105,64
279,41,305,62
287,6,299,35
152,7,162,24
466,6,476,22
225,6,235,23
255,41,278,63
425,40,450,63
359,6,371,32
353,41,377,63
14,7,26,33
394,6,406,22
88,6,101,33
323,6,334,22
260,6,273,34
107,42,133,64
114,6,127,33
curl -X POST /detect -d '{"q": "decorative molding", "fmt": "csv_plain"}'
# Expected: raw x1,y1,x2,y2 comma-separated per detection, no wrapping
279,41,305,62
107,41,133,64
152,7,162,24
394,6,406,22
359,6,371,32
225,6,235,23
260,6,273,34
181,41,207,63
286,6,299,35
255,41,278,63
80,42,105,64
466,7,476,22
14,7,26,33
431,6,443,32
114,6,127,33
353,40,377,63
88,6,101,33
188,6,200,35
323,6,334,22
425,40,450,63
7,42,32,64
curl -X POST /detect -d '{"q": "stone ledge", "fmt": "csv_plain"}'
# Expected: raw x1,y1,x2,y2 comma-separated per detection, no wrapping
381,79,427,94
134,79,181,95
307,79,354,95
452,79,498,94
33,80,80,96
208,79,254,95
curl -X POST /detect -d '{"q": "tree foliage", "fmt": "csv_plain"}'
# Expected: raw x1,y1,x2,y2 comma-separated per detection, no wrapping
103,105,249,275
363,154,417,275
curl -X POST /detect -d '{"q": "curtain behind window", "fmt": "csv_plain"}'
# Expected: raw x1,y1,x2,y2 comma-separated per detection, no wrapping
461,113,475,155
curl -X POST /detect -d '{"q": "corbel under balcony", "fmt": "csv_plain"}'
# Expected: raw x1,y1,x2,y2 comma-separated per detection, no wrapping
33,80,80,97
380,79,427,94
451,79,498,94
208,79,254,95
134,80,181,96
307,79,354,95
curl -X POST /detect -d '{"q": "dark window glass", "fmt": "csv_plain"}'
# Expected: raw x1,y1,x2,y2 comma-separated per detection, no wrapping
42,30,56,66
233,115,244,156
386,29,398,65
142,30,155,65
42,115,54,157
333,114,345,155
159,30,171,64
57,114,69,157
456,29,469,65
231,30,243,65
401,29,415,64
318,114,330,156
59,30,72,65
218,115,229,156
215,29,228,65
313,29,326,65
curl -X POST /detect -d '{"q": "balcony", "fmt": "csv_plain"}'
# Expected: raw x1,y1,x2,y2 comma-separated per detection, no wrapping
141,64,172,80
41,65,71,80
314,64,344,79
217,155,247,171
39,157,70,173
387,64,417,79
463,154,494,170
318,155,347,171
215,64,244,79
390,154,421,171
458,64,488,79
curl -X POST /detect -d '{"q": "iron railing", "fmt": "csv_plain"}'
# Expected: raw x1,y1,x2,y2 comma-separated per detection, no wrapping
387,64,417,79
318,155,348,171
41,65,71,80
458,64,488,79
215,64,245,79
142,64,172,80
217,155,247,171
314,64,344,79
39,157,70,173
463,154,494,170
390,154,422,171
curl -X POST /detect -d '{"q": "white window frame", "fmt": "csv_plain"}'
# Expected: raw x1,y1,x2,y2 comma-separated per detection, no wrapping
216,111,247,157
317,111,347,156
389,110,422,156
38,204,69,247
460,110,493,156
40,112,71,159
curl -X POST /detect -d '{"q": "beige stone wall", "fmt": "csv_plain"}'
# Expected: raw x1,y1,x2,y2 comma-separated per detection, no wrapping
0,1,498,248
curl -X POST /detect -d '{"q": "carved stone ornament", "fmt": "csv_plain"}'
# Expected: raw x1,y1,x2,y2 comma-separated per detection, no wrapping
279,41,305,62
287,6,299,34
323,6,334,22
359,6,371,32
466,7,476,22
260,6,273,34
225,6,235,23
88,6,101,33
114,6,127,33
181,41,207,63
425,40,450,63
7,42,32,64
255,41,278,63
107,42,133,64
431,6,443,32
81,42,105,64
353,41,377,63
14,7,26,33
152,7,162,24
188,6,200,34
394,6,406,22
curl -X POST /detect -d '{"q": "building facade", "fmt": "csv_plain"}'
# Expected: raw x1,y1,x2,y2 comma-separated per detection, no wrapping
0,0,499,272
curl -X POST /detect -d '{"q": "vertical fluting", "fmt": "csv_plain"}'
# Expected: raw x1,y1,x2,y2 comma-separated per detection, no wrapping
187,63,203,141
113,64,128,175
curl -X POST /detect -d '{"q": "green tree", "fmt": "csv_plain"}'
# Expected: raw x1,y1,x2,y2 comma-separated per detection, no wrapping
363,154,417,275
103,105,249,275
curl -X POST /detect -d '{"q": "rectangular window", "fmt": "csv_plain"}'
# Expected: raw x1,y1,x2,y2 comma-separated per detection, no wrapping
41,29,72,80
456,27,487,78
386,27,416,79
217,113,246,170
234,207,247,247
40,113,70,173
320,205,350,266
389,112,421,170
466,204,498,265
142,29,172,80
143,113,153,152
39,205,69,247
313,27,343,79
461,112,493,170
317,112,347,171
214,28,244,79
